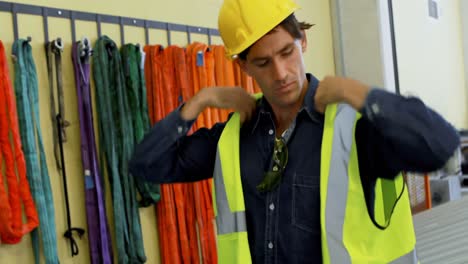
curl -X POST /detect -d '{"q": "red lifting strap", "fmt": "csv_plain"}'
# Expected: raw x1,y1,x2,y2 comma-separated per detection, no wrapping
0,40,39,244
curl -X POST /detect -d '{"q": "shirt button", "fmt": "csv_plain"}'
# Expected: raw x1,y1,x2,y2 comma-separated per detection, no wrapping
269,203,275,211
268,242,274,249
268,129,274,135
371,103,380,115
177,126,183,133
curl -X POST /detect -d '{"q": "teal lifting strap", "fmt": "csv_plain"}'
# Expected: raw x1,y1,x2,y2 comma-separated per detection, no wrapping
120,43,161,207
12,38,59,264
93,36,147,264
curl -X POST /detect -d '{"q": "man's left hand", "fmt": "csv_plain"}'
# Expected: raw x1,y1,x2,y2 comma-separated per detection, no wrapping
314,76,370,114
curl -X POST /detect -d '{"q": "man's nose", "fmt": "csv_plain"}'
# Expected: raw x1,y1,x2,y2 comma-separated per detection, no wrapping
271,59,287,81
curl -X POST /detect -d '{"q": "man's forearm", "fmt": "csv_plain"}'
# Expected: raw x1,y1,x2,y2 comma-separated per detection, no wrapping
360,89,460,172
180,88,210,120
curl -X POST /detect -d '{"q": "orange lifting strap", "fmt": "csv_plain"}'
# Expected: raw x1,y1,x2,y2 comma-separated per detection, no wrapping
143,42,262,263
187,42,218,264
0,40,39,244
145,44,179,264
171,45,201,264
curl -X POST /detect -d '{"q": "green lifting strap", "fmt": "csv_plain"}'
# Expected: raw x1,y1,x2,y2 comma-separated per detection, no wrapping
93,36,146,264
120,44,160,207
12,39,59,264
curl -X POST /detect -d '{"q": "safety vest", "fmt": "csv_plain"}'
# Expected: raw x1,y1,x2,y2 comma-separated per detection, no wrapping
212,98,418,263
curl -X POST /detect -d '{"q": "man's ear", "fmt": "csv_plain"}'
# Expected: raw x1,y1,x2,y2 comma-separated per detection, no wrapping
236,58,252,77
301,30,308,53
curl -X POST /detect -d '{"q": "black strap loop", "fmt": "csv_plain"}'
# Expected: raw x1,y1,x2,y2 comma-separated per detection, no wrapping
64,228,86,256
369,180,406,230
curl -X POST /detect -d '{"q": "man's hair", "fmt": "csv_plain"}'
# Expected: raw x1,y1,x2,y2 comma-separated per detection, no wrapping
237,14,314,60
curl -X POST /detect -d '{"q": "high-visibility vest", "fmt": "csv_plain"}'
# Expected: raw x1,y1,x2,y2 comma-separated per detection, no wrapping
213,96,418,264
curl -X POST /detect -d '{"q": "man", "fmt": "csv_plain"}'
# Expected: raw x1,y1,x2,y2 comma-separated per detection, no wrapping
129,0,460,263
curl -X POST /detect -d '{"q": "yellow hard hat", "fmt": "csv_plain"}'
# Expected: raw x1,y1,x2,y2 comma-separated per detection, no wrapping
218,0,300,58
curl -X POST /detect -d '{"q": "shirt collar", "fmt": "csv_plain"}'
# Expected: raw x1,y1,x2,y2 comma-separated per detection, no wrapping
302,73,323,122
248,73,323,134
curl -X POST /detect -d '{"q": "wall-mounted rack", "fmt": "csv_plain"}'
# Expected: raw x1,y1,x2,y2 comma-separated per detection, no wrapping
0,1,220,45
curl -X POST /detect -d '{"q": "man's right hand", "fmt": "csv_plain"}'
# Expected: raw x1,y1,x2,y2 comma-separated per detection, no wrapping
180,86,257,123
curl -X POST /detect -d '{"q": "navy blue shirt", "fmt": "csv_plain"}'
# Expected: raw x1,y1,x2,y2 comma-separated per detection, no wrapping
129,74,459,263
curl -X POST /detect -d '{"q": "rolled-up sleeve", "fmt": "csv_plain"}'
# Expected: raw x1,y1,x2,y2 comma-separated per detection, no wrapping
356,88,460,179
129,106,225,183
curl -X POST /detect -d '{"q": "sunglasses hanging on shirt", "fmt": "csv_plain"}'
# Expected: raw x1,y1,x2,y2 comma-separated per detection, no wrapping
257,137,289,192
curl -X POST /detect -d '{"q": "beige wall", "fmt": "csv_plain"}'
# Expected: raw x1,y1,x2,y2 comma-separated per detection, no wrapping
393,0,467,129
460,0,468,128
0,0,335,263
331,0,389,87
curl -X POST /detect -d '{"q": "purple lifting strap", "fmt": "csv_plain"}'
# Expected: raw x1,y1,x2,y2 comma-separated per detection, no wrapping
72,41,113,264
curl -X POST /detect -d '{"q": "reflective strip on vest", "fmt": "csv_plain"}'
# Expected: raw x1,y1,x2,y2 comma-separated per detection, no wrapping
321,104,354,264
213,111,252,264
320,104,417,264
391,249,418,264
214,151,248,235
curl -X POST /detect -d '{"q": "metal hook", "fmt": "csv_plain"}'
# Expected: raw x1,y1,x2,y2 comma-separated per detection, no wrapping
144,20,150,46
96,14,102,37
71,11,77,43
79,36,92,59
120,16,125,46
186,25,192,44
54,38,64,51
12,3,19,41
166,23,172,46
208,28,212,46
81,36,89,48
